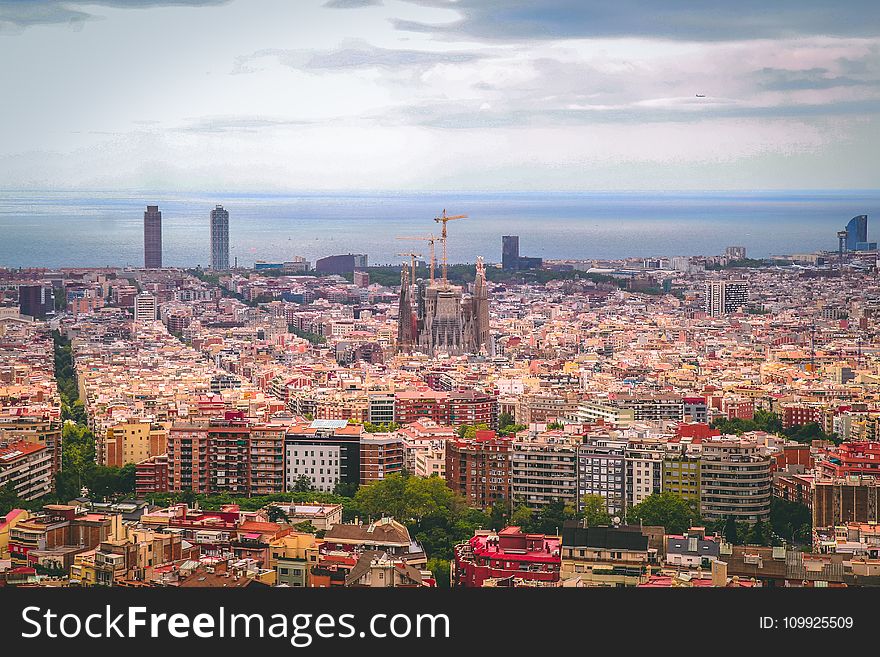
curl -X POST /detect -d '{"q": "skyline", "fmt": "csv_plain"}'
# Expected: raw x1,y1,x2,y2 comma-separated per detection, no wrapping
1,190,877,269
2,0,879,192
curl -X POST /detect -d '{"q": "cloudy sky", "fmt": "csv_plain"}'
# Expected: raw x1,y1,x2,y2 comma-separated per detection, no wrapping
1,0,878,191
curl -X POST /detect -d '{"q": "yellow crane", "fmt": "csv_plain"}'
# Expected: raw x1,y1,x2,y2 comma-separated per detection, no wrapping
433,209,467,285
396,252,422,283
396,234,437,285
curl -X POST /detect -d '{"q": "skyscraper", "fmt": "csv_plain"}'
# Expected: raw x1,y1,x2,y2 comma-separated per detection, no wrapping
210,205,230,270
704,280,749,317
502,235,519,270
845,214,872,251
143,205,162,269
18,285,52,319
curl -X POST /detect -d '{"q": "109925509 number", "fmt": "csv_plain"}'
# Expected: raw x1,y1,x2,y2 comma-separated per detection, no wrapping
783,617,853,629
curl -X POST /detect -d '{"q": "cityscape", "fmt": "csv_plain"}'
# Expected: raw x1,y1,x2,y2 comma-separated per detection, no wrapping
3,201,880,590
3,11,880,646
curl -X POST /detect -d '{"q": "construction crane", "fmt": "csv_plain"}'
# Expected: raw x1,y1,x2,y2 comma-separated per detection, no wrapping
397,234,437,285
396,252,422,283
433,209,467,285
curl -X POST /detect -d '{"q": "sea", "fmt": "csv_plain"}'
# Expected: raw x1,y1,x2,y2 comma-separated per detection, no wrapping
0,190,878,269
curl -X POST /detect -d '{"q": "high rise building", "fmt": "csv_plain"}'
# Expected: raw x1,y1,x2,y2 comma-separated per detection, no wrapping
18,285,52,319
143,205,162,269
845,214,868,251
704,280,748,317
699,439,771,523
210,205,230,270
502,235,519,270
133,292,157,324
725,246,747,260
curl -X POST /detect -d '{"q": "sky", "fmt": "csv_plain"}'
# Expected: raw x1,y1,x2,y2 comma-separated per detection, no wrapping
1,0,879,192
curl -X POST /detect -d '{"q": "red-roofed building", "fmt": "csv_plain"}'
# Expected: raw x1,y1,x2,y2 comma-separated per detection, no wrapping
676,423,720,440
453,526,561,587
818,442,880,479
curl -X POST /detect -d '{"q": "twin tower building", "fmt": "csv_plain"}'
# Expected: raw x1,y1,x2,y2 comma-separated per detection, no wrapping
143,204,230,270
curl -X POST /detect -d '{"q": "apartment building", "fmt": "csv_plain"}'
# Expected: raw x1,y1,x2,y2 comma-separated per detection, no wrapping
100,419,168,467
397,418,453,478
700,439,772,523
560,522,657,587
446,430,512,509
359,433,404,484
511,430,579,509
576,437,627,516
625,438,664,507
285,419,362,493
0,415,63,476
0,440,53,501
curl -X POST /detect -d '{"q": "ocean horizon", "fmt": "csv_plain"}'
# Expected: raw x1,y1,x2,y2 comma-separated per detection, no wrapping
1,189,878,269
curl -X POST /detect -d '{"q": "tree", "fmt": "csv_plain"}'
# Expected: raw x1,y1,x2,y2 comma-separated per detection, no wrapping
0,481,21,516
333,481,359,498
488,502,510,530
510,505,533,528
579,495,612,527
770,497,811,546
529,500,576,535
724,515,740,545
547,421,565,430
497,412,515,429
748,519,768,546
456,423,489,440
267,506,290,524
293,475,314,493
293,520,317,534
627,491,698,534
427,558,451,588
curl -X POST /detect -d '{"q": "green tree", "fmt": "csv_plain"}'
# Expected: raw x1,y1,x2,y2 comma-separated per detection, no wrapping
579,494,612,527
456,423,490,440
497,412,514,429
427,558,451,588
748,518,768,546
510,505,533,528
333,481,360,498
0,481,21,516
627,491,698,533
488,501,510,530
547,421,565,430
529,500,576,535
770,497,811,546
267,506,290,524
724,515,740,545
293,475,314,493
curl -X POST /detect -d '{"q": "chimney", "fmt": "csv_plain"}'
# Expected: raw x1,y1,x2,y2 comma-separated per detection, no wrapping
712,560,728,587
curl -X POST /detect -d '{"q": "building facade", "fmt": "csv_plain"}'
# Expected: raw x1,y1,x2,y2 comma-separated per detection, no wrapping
210,205,230,270
143,205,162,269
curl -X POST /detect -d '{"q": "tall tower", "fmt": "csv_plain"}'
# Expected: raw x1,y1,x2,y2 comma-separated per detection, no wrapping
144,205,162,269
471,257,489,352
396,265,414,352
210,205,230,270
845,215,868,251
502,235,519,271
